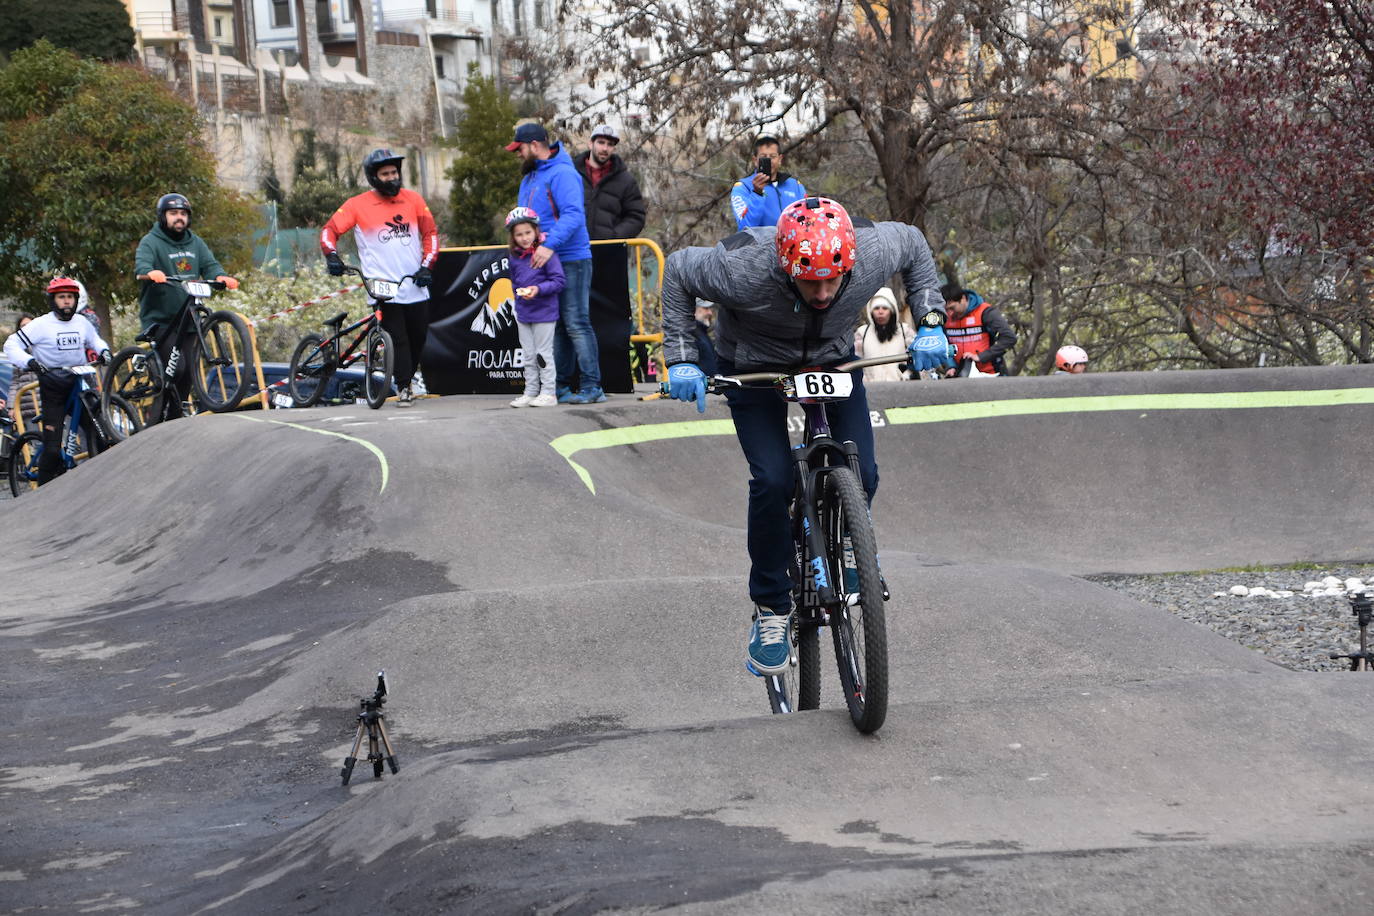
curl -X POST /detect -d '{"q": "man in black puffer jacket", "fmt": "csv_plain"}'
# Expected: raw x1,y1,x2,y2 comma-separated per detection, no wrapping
572,124,647,241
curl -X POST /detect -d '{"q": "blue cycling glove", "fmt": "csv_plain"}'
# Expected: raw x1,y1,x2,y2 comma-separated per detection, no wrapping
667,363,707,413
909,325,954,373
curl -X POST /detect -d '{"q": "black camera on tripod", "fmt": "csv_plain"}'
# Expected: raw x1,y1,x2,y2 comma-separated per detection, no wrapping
341,669,399,784
1331,591,1374,672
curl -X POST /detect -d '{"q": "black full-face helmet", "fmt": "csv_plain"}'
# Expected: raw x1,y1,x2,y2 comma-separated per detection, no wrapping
363,148,405,196
158,193,192,233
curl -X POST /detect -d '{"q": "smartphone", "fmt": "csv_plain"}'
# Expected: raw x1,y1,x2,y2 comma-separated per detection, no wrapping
757,156,772,176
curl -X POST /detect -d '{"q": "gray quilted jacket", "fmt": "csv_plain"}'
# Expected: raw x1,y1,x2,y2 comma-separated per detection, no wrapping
661,221,944,371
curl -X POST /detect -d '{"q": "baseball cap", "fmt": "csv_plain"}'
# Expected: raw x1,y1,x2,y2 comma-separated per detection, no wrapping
590,123,619,144
505,122,549,151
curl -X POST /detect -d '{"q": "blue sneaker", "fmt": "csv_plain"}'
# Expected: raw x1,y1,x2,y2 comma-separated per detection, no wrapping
557,388,581,404
578,387,607,404
746,607,792,675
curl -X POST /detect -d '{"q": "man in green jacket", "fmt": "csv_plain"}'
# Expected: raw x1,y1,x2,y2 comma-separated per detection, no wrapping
134,192,239,420
135,192,238,332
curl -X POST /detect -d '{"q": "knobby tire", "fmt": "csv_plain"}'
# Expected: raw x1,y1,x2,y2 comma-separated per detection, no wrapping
288,333,333,407
192,310,252,412
8,432,42,497
822,467,889,733
364,327,394,410
102,346,163,440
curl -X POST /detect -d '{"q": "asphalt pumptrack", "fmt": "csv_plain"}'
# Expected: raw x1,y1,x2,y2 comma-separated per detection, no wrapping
3,365,1374,914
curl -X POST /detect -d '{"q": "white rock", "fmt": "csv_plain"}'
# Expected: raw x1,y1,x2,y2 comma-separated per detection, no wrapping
1247,587,1271,597
1305,581,1323,591
1274,590,1295,598
1323,576,1342,588
1229,585,1249,596
1345,578,1365,590
1326,587,1346,596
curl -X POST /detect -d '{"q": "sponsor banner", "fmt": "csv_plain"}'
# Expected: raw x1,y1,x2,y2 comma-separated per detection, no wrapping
421,244,633,395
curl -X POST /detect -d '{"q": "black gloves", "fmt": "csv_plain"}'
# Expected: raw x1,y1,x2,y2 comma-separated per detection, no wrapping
26,359,44,375
326,253,346,276
413,266,432,289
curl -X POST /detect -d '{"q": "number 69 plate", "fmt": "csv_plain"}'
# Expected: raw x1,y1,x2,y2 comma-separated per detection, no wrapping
792,371,853,400
368,279,398,298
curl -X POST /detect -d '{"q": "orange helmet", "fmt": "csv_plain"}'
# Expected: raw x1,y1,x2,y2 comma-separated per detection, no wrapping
45,276,81,319
775,197,856,282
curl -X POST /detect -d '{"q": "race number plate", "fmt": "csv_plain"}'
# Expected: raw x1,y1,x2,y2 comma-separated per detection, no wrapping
184,281,212,298
793,371,853,400
367,279,399,299
272,392,294,408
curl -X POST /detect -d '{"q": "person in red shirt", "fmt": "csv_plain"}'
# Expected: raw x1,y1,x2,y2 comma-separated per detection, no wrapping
321,148,440,406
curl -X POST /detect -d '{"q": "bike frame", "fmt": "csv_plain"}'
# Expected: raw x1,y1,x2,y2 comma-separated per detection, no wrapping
319,308,385,371
790,404,865,613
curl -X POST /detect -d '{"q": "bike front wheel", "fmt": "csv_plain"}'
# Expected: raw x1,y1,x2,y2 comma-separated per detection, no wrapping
8,432,42,497
103,394,144,443
192,310,253,412
763,615,821,714
288,333,334,407
102,346,163,438
364,327,394,409
821,466,889,733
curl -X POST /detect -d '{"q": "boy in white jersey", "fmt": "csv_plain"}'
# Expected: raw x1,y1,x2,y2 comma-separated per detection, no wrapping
2,278,111,484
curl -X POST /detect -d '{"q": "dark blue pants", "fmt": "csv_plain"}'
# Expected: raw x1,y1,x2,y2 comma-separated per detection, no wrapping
720,357,878,612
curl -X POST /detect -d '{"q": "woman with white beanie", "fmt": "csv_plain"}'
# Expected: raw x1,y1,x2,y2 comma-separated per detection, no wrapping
853,286,914,382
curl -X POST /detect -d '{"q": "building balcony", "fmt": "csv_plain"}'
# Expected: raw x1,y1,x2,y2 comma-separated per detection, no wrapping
383,5,480,39
135,11,190,41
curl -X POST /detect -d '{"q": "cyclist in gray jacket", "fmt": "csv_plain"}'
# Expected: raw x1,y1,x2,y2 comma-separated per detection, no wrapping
662,197,953,675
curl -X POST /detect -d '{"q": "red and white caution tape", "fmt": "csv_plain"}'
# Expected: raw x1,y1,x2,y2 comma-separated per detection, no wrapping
253,283,363,324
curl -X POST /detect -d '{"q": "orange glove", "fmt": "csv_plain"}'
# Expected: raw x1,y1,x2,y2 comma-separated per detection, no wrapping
147,269,167,284
217,275,239,290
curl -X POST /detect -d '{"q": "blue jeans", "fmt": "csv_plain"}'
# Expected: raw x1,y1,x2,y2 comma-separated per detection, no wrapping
720,356,878,612
554,258,599,392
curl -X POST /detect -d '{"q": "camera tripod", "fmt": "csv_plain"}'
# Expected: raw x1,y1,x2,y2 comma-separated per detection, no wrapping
341,671,400,784
1331,591,1374,672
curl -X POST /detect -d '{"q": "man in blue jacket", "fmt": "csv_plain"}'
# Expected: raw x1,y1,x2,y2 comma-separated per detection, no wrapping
729,136,807,230
507,122,603,404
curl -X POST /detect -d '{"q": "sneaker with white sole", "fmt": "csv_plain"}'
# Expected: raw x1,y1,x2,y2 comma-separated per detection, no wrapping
746,607,793,675
397,386,414,407
530,393,557,407
510,394,534,408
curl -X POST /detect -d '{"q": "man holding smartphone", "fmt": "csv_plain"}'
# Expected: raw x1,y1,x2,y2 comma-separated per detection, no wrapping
729,136,807,230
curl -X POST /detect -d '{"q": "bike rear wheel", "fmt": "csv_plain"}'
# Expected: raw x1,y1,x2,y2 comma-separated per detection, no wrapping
763,614,821,714
288,333,334,407
8,432,42,496
102,346,162,439
821,466,889,733
192,310,252,412
364,327,394,409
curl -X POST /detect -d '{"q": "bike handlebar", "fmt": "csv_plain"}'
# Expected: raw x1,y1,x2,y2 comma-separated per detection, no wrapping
341,264,417,285
164,277,228,291
705,353,914,391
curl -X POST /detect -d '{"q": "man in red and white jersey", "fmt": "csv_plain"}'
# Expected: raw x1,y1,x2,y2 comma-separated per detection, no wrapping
321,148,440,406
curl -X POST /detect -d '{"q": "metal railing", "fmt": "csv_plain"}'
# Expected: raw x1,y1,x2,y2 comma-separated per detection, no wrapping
382,6,476,24
135,12,189,33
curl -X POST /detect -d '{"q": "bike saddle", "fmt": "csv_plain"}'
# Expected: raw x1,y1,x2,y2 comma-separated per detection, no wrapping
324,312,348,329
136,325,160,343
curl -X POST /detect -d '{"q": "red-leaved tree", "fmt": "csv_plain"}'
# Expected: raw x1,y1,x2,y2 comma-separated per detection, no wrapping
1168,0,1374,253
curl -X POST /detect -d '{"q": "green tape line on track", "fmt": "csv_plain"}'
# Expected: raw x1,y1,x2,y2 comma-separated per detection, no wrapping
550,419,734,494
551,387,1374,494
234,414,390,495
885,387,1374,425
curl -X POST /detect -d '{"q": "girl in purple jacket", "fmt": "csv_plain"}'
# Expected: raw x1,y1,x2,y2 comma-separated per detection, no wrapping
504,207,565,407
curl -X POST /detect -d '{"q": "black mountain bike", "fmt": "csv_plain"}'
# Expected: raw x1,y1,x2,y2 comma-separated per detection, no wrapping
287,266,403,410
688,353,906,733
102,277,253,435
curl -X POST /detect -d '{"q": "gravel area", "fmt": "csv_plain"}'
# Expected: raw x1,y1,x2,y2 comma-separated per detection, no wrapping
1089,564,1374,672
